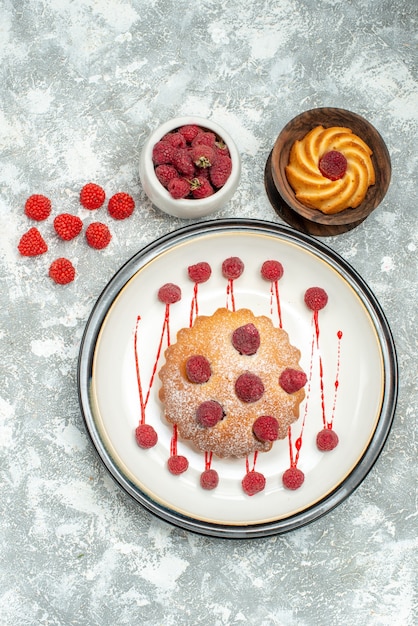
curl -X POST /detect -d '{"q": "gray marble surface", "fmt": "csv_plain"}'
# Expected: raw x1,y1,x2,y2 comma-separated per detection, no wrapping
1,1,417,624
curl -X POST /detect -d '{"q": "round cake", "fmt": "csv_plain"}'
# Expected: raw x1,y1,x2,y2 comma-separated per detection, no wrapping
158,308,306,458
285,125,375,214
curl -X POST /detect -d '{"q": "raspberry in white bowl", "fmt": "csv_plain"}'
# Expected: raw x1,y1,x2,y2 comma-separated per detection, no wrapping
139,116,241,218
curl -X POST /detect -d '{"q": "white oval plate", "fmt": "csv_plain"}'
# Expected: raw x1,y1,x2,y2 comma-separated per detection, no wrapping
78,219,398,538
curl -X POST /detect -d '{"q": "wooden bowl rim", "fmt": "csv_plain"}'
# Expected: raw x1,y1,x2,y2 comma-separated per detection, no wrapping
270,107,391,226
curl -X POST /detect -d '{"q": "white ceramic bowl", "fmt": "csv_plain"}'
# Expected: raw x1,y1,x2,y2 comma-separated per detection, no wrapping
139,116,241,218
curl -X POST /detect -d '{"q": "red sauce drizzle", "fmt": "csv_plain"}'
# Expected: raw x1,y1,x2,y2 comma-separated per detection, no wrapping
226,279,236,311
205,450,213,470
189,282,199,327
134,316,146,425
268,280,283,328
245,451,259,474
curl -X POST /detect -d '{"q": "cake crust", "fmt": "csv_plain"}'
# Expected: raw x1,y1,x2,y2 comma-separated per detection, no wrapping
158,308,306,458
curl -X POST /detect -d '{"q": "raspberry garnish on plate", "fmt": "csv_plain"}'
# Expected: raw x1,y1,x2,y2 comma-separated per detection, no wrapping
316,428,339,451
167,454,189,475
261,260,284,282
279,368,307,394
200,468,219,490
188,261,212,283
304,287,328,311
282,467,305,490
222,256,244,280
135,424,158,449
157,283,181,304
232,323,260,355
242,471,266,496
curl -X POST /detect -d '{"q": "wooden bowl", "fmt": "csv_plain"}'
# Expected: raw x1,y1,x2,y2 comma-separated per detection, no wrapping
265,108,391,236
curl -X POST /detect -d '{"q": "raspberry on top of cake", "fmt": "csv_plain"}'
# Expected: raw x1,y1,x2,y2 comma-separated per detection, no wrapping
158,308,306,458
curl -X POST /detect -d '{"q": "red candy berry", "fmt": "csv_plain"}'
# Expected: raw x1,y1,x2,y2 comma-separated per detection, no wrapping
196,400,224,428
135,424,158,449
222,256,244,280
200,468,219,490
157,283,181,304
188,261,212,283
235,372,264,403
17,227,48,256
279,368,307,394
210,154,232,188
186,355,212,383
190,176,214,199
319,150,347,181
253,416,279,442
316,428,339,451
108,192,135,220
24,194,51,221
232,323,260,356
167,178,190,199
155,164,178,188
282,467,305,490
80,183,105,210
53,213,83,240
304,287,328,311
261,260,284,282
85,222,111,249
167,455,189,475
48,258,76,285
242,471,266,496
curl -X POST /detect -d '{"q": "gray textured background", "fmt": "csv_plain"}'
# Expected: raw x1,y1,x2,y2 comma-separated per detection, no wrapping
1,1,417,625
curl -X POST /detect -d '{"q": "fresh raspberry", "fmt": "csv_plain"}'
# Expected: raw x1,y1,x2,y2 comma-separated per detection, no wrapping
235,372,264,403
167,455,189,475
191,144,216,168
186,355,212,383
242,471,266,496
152,140,175,165
253,416,279,442
279,368,307,394
48,258,76,285
188,261,212,283
316,428,339,451
17,227,48,256
108,192,135,220
200,468,219,490
79,183,105,210
232,323,260,355
135,424,158,449
319,151,347,181
155,164,178,188
261,260,284,282
282,467,305,490
196,400,224,428
210,154,232,188
161,132,187,149
167,178,190,199
304,287,328,311
172,148,195,177
190,177,214,199
215,139,230,157
85,222,111,249
192,131,216,147
222,256,244,280
24,194,51,221
53,213,83,240
178,124,201,143
158,283,181,304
